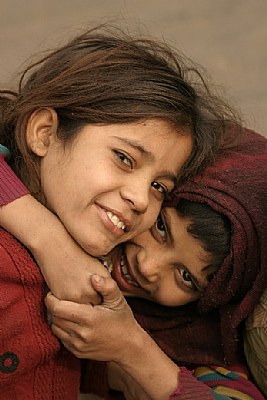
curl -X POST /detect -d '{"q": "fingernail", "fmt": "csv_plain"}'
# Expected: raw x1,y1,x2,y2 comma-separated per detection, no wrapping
92,274,104,284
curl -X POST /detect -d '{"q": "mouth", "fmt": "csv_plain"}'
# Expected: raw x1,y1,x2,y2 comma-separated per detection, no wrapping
102,248,144,296
106,211,126,231
119,253,140,287
96,204,130,237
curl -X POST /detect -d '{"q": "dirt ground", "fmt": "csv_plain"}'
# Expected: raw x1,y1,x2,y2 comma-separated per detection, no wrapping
0,1,265,399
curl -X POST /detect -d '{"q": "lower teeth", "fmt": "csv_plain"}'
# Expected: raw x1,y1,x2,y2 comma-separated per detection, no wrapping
120,255,139,287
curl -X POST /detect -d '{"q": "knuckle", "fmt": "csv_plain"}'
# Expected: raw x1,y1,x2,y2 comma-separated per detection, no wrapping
78,328,90,343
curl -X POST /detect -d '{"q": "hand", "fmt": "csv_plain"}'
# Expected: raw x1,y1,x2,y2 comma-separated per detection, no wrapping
46,275,180,400
45,274,144,363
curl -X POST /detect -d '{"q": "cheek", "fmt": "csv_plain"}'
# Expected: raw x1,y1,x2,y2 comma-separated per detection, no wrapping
156,279,191,307
40,162,74,211
141,201,162,232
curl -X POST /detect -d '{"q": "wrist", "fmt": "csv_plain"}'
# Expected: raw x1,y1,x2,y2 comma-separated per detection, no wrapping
115,322,148,367
115,326,180,400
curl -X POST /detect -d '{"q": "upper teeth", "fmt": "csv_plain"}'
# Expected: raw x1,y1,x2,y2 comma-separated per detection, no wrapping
120,255,140,287
100,258,113,274
107,211,126,230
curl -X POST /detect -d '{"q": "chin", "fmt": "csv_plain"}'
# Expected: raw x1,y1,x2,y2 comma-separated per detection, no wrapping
82,240,113,258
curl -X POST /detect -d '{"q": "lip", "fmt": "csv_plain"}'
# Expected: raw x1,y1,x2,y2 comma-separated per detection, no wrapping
95,204,131,237
112,247,147,297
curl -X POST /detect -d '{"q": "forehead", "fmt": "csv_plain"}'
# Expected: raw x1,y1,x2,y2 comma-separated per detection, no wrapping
115,119,192,164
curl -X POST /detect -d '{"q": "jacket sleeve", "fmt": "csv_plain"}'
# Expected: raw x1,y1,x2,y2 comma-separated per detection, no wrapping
81,361,265,400
169,365,265,400
0,154,29,206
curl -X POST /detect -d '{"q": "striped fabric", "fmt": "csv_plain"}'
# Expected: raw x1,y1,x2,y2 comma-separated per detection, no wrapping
193,366,263,399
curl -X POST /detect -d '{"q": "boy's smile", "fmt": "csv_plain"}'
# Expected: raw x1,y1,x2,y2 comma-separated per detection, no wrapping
109,207,212,306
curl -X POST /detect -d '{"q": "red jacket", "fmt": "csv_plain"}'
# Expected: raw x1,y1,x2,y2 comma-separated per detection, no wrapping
0,228,80,399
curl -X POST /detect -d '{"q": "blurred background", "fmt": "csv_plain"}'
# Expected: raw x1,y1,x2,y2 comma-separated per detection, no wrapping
0,0,266,136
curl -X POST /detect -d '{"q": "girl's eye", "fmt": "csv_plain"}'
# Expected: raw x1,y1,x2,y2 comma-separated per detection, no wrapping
150,213,168,243
156,215,167,239
178,268,197,291
114,150,133,168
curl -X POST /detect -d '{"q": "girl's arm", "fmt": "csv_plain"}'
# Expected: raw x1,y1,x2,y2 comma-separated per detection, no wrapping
46,275,265,400
0,154,107,304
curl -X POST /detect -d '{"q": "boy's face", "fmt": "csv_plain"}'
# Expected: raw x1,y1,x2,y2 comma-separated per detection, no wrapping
111,207,212,307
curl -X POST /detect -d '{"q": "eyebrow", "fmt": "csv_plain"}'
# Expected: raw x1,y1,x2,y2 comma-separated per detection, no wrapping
113,136,153,156
164,212,207,292
113,136,177,186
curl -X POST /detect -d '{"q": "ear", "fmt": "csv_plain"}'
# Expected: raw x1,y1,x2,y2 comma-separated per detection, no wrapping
26,108,58,156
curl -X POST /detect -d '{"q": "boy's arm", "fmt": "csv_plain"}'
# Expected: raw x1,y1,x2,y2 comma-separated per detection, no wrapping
47,276,265,400
0,154,107,304
46,276,180,400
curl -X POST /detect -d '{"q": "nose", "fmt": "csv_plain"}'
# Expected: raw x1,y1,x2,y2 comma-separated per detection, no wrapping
121,178,150,214
136,247,159,284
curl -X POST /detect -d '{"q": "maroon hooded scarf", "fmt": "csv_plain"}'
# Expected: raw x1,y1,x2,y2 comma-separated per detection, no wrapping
127,126,267,368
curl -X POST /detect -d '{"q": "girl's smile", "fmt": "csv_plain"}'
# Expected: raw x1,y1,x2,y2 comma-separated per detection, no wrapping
31,114,192,257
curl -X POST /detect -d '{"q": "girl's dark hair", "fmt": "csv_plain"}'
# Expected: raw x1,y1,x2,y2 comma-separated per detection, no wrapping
176,199,231,276
0,25,240,195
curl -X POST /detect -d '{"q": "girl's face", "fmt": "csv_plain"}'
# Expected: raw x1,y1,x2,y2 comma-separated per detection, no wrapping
36,118,192,256
110,207,212,306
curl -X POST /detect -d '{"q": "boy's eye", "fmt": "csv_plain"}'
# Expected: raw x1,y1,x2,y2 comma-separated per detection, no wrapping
178,268,197,291
155,214,167,239
114,150,133,168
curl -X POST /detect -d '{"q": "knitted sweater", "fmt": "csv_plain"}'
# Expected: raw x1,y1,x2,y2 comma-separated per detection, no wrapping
0,153,265,399
0,154,29,205
0,227,80,399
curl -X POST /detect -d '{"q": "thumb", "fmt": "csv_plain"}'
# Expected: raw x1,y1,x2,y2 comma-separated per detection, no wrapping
90,274,125,310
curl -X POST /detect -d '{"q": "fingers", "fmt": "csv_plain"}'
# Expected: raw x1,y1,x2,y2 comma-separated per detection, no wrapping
50,312,96,356
90,274,126,309
45,292,93,323
51,322,87,358
52,322,93,356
